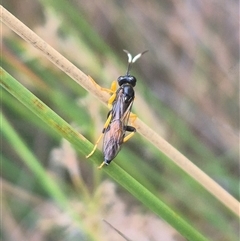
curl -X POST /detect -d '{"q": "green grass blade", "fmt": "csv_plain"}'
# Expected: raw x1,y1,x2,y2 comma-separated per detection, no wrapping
1,115,100,241
1,114,66,205
1,68,211,241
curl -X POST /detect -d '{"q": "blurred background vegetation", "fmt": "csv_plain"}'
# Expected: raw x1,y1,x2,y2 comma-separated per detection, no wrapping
1,0,239,241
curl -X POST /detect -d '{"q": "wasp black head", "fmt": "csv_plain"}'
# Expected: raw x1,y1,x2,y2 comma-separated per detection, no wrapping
117,75,136,87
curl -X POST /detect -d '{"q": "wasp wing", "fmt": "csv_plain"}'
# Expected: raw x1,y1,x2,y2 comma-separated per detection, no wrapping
102,87,134,164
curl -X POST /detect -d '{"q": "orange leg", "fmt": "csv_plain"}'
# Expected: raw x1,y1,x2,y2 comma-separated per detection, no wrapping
86,113,113,158
123,131,135,143
107,81,117,109
129,113,137,124
88,76,117,109
98,162,105,169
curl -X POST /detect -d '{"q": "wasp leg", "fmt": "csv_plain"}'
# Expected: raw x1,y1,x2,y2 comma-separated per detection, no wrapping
88,75,116,94
123,126,136,142
123,113,137,142
129,113,137,123
101,80,117,96
86,133,104,158
109,80,117,92
107,81,118,109
88,76,113,93
86,113,113,158
88,76,117,109
98,162,106,169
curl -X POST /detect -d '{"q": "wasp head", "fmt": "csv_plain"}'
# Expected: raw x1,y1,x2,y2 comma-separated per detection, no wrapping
117,75,136,87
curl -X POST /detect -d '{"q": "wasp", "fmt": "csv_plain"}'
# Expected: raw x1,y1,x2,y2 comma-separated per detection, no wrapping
86,50,147,168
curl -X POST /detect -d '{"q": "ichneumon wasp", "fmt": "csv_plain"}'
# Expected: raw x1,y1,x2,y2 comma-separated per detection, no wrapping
86,50,147,168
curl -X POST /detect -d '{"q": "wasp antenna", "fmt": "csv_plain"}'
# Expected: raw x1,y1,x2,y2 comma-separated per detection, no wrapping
123,49,133,75
123,49,132,63
132,50,148,63
123,49,148,75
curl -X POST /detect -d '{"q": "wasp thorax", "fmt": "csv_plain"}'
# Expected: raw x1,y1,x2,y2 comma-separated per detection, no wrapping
117,75,136,87
123,84,135,103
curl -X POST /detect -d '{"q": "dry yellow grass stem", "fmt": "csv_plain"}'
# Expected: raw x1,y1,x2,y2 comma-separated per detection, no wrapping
1,5,239,216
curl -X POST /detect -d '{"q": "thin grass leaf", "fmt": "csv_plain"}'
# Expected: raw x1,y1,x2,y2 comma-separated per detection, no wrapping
1,113,100,241
1,67,211,241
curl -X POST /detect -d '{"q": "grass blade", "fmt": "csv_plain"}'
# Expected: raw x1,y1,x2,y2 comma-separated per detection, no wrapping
1,67,211,241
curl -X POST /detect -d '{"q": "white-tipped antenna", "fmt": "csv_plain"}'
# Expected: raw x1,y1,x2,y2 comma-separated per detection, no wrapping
123,49,133,63
132,50,148,63
123,49,148,75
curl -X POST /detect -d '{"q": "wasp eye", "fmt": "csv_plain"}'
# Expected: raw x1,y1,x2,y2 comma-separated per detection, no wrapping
117,75,136,86
117,76,126,86
128,76,136,87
